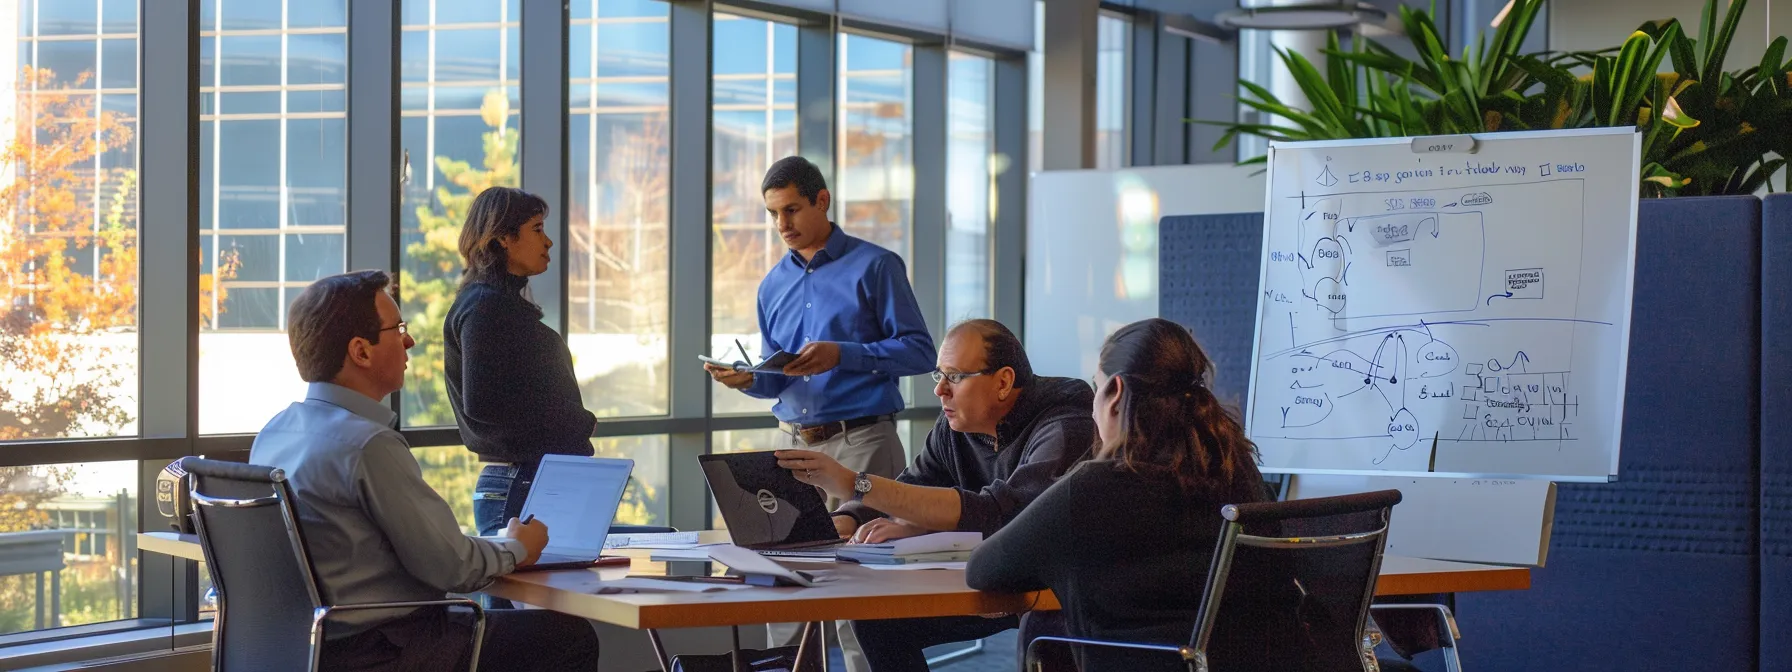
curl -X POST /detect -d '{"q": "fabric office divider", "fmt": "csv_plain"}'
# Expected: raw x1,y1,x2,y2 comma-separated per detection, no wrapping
1453,196,1762,671
1157,213,1264,407
1761,195,1792,672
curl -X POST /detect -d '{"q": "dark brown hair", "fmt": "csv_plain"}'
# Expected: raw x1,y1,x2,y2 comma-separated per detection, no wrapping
945,319,1035,388
287,270,392,383
457,186,549,291
1095,317,1265,501
760,156,829,204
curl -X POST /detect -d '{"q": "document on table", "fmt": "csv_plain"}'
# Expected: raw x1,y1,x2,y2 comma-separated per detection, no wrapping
604,531,705,549
592,577,751,594
858,561,967,571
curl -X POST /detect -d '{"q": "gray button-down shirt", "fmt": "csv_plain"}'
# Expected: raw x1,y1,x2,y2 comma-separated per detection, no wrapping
249,382,524,637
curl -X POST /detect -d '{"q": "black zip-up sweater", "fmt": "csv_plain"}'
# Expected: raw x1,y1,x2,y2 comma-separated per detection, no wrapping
834,376,1096,535
444,274,596,463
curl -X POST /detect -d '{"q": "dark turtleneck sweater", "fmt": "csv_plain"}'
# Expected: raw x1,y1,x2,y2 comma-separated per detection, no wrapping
444,274,596,463
833,376,1096,535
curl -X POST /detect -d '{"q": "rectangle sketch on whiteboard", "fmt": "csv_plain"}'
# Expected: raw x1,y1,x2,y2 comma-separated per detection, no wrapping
1246,128,1640,481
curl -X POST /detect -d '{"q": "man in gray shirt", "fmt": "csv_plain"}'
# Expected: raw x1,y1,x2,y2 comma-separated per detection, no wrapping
249,270,600,671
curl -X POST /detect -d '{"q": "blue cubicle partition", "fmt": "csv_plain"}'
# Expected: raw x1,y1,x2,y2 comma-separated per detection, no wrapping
1158,213,1264,407
1762,195,1791,672
1159,198,1764,671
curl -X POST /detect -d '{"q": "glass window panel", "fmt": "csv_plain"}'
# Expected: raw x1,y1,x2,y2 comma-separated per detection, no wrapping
100,38,134,89
399,2,521,428
200,37,216,89
1095,13,1129,170
598,0,663,19
37,0,98,35
217,234,278,282
36,40,96,82
219,35,282,87
401,29,429,82
216,120,280,229
286,89,347,114
566,10,670,419
436,0,502,25
569,83,593,109
570,23,593,80
286,119,348,226
3,9,143,443
594,21,669,78
946,53,994,323
200,20,348,434
290,0,347,29
219,0,282,31
288,34,348,86
713,19,769,77
219,90,281,114
285,233,345,282
837,33,914,262
0,462,139,633
218,287,280,329
402,0,430,26
102,0,137,32
593,81,668,110
710,14,796,416
202,0,218,31
434,29,501,81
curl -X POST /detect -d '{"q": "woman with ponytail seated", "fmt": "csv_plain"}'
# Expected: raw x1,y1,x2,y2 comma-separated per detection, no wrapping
964,317,1269,672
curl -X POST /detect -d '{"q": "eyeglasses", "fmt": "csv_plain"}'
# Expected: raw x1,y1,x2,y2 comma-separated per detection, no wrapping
929,369,992,385
380,320,408,336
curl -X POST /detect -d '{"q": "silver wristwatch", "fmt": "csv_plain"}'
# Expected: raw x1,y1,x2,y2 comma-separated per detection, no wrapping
852,472,873,501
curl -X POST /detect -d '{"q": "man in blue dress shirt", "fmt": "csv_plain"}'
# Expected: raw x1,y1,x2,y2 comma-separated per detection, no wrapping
706,156,936,669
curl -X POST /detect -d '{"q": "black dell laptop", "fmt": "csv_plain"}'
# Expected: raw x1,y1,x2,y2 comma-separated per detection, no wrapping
699,451,845,557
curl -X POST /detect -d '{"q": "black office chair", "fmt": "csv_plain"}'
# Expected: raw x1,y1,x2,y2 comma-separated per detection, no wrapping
182,457,485,672
1026,489,1403,672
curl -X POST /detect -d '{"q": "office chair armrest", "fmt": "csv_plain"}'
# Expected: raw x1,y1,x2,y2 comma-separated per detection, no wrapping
308,598,487,672
1024,635,1200,672
1370,603,1460,647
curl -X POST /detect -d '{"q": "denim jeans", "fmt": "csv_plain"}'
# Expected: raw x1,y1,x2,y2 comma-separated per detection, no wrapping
473,464,521,537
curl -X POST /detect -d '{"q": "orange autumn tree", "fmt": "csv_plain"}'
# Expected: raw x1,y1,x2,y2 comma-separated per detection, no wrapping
0,65,231,444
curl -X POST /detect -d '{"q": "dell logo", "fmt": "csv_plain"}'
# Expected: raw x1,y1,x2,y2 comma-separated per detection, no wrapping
756,489,779,514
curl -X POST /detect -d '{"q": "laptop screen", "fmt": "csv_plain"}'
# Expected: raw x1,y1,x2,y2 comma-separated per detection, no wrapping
519,456,634,556
700,451,837,549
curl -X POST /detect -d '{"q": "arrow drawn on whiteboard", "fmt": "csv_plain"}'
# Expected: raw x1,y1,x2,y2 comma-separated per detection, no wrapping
1486,291,1515,305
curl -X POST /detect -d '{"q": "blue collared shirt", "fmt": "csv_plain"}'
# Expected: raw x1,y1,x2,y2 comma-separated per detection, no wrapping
249,382,524,637
745,224,936,424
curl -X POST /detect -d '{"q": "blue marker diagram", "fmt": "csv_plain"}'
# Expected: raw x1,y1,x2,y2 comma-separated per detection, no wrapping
1251,178,1606,474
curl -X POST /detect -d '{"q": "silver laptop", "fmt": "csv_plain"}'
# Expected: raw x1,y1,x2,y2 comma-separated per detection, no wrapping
513,455,634,571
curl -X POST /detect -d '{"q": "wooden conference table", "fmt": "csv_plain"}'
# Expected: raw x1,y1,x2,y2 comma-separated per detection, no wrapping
142,529,1530,668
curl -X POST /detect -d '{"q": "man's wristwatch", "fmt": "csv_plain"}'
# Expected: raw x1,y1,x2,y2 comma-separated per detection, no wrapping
852,472,873,501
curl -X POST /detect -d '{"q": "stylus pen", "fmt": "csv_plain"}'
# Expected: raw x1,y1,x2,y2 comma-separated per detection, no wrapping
520,514,535,525
733,338,752,365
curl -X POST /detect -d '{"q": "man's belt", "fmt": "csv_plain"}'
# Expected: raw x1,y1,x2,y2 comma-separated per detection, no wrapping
781,414,892,445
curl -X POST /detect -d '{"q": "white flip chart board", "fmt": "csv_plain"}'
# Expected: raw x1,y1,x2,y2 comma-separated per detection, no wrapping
1246,129,1640,482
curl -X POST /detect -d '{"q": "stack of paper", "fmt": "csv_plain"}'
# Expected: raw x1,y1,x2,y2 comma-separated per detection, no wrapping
836,532,981,565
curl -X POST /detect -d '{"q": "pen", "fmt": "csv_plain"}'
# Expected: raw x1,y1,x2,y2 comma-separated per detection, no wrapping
733,339,751,364
521,514,535,525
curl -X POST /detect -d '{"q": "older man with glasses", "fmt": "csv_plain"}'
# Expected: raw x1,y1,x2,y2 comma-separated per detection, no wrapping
776,318,1095,672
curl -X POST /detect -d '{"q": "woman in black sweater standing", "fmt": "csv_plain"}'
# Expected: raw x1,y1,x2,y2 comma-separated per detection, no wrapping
966,317,1268,672
446,187,597,537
